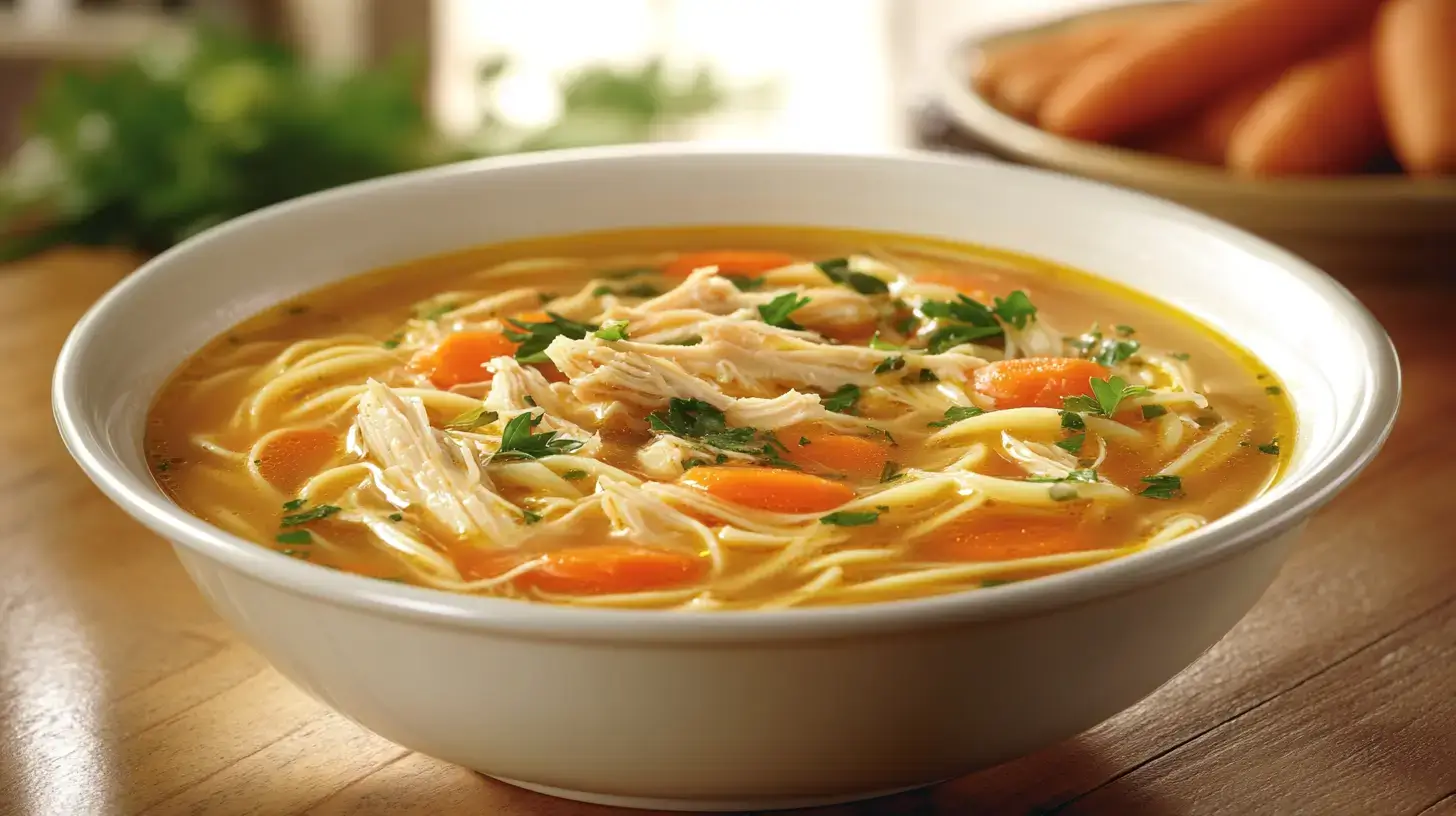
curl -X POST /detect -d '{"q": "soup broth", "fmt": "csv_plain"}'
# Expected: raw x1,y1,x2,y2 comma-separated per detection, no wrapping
147,226,1293,610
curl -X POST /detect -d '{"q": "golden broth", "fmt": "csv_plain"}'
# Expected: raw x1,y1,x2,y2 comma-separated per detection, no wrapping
147,226,1293,609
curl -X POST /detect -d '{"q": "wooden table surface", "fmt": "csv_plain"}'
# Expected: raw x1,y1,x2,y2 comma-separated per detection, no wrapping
2,248,1452,816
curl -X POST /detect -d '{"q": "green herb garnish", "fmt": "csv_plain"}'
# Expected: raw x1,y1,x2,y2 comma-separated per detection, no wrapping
493,412,584,461
1056,434,1086,454
991,290,1037,329
275,530,312,545
1139,474,1183,500
388,512,403,522
593,283,660,298
725,275,766,292
382,335,402,349
647,398,761,454
1257,439,1281,456
1169,352,1191,361
594,320,630,341
443,405,499,431
926,323,1004,354
1060,410,1085,431
874,356,906,375
1265,385,1283,396
522,509,543,525
282,498,306,511
504,312,598,363
822,384,861,414
1064,375,1150,417
879,461,903,483
663,335,703,346
928,405,985,428
1115,324,1136,337
820,510,880,526
758,292,811,329
1141,404,1168,420
868,333,902,351
1092,338,1141,367
280,504,341,527
816,258,890,295
562,469,589,480
917,369,939,383
414,300,457,322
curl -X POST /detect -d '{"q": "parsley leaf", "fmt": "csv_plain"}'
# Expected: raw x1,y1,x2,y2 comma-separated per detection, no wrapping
592,283,661,299
1169,352,1191,361
1265,385,1283,396
594,320,630,341
1116,324,1137,337
928,405,985,428
1028,469,1099,484
281,504,341,527
868,333,902,351
1067,375,1150,417
493,412,584,461
444,405,499,431
663,335,702,346
282,498,306,511
414,300,457,322
816,258,890,295
874,356,906,375
1060,410,1085,431
992,290,1037,329
725,275,766,292
917,369,939,383
822,384,861,414
927,324,1004,354
505,312,598,364
562,469,589,480
701,428,763,454
1092,338,1141,367
603,266,656,279
758,292,811,329
1141,404,1168,420
522,509,543,525
648,398,729,438
1056,434,1086,453
879,461,903,483
1257,438,1281,456
820,510,880,526
1139,474,1183,500
275,530,312,545
920,294,998,328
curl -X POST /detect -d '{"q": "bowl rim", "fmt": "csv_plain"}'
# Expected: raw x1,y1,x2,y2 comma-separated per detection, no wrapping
52,144,1401,643
938,6,1456,204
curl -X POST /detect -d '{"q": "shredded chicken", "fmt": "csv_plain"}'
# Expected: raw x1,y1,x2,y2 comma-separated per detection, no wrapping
354,380,521,544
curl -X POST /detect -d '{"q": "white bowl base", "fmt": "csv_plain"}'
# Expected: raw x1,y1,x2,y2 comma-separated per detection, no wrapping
485,774,940,812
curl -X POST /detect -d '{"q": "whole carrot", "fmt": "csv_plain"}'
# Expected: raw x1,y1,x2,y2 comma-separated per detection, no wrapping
1040,0,1386,142
1228,36,1386,177
1374,0,1456,176
1137,71,1281,165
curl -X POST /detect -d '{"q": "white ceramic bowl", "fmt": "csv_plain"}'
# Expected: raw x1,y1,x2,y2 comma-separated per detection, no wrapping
53,147,1399,812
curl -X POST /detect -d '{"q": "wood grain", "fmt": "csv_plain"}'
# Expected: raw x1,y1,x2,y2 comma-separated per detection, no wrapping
0,248,1450,816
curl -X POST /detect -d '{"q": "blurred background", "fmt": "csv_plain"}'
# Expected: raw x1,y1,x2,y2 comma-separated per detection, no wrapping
0,0,1449,272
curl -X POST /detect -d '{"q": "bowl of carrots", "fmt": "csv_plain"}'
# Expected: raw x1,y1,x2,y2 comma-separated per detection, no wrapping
939,0,1456,279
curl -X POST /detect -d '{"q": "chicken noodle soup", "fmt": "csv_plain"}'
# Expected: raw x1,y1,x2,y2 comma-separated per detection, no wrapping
147,227,1293,610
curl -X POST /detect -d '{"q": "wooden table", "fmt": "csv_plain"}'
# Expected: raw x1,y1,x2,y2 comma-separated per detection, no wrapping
2,248,1452,816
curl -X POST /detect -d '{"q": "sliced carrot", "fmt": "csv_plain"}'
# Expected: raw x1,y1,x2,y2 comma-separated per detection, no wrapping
679,466,855,513
663,251,798,280
912,270,991,302
782,425,891,481
1040,0,1385,142
919,513,1089,562
256,428,338,491
457,544,704,595
1228,35,1386,177
972,357,1110,409
1375,0,1456,176
414,331,519,389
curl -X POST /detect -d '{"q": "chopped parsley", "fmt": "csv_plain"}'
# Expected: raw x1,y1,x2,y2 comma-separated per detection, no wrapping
504,312,598,363
275,530,312,545
382,335,403,349
894,315,919,335
593,320,630,341
663,335,702,346
758,292,811,330
591,283,661,299
815,258,890,295
879,461,903,483
917,369,940,383
492,412,584,461
562,469,589,480
1063,375,1149,417
1169,352,1191,361
280,504,341,527
387,512,404,522
926,324,1004,354
1028,468,1099,484
868,333,902,351
866,426,898,446
603,266,656,279
1139,474,1183,500
443,405,499,431
1265,385,1283,396
798,436,811,446
820,510,880,526
928,405,985,428
522,509,543,525
1141,404,1169,420
992,290,1038,329
822,384,861,414
1092,338,1141,367
1116,324,1137,337
282,498,306,511
874,356,906,375
1056,434,1086,454
1257,438,1281,456
1060,410,1085,431
647,398,762,454
724,275,766,292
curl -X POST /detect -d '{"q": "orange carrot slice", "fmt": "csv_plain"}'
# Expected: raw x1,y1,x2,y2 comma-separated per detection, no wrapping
415,331,518,389
782,426,891,481
663,251,798,280
919,514,1089,562
679,466,855,513
972,357,1110,409
457,544,704,595
256,428,338,491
